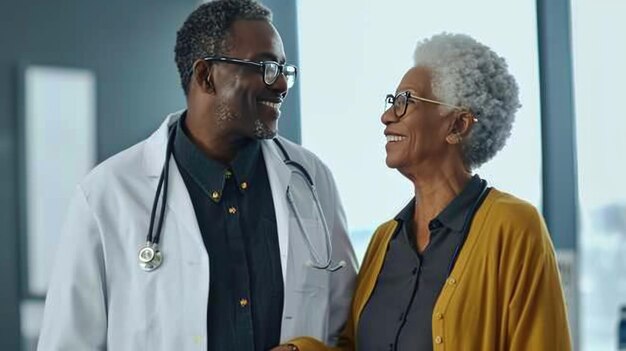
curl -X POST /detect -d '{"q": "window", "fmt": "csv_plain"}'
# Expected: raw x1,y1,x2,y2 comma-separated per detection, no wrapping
297,0,542,260
571,1,626,349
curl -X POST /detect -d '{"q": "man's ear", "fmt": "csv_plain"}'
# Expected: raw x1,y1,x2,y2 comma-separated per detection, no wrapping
192,59,215,94
445,110,476,145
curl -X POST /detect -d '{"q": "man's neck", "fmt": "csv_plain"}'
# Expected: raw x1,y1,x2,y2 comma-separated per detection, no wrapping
183,109,248,164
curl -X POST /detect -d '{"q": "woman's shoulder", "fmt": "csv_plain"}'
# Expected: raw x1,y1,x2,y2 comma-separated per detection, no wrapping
483,188,543,225
477,188,550,247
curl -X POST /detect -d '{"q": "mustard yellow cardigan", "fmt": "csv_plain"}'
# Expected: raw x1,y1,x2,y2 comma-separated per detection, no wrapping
290,189,572,351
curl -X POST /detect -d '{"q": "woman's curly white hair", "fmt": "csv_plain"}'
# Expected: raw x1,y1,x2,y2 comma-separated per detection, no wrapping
413,33,521,169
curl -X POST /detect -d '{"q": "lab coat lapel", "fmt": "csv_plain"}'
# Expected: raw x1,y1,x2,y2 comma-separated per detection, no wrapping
142,111,205,257
143,113,175,178
261,139,292,284
164,161,205,252
141,112,208,345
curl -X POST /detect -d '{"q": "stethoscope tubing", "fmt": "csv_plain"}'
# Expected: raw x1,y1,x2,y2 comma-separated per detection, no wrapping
146,127,175,246
140,129,344,272
275,138,345,272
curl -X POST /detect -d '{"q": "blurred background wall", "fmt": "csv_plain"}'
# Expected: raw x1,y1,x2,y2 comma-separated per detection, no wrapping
0,0,299,349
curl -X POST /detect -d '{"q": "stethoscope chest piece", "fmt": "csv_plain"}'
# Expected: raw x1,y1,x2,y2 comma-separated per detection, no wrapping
138,242,163,272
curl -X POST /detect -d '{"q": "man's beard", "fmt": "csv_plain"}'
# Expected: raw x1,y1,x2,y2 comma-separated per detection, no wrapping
215,100,276,139
254,119,276,139
215,100,239,125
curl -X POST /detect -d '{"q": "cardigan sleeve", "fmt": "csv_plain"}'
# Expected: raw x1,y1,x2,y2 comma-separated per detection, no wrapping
505,207,572,351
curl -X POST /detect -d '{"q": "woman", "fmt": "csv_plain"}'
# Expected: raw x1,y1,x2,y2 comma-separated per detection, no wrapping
278,33,572,351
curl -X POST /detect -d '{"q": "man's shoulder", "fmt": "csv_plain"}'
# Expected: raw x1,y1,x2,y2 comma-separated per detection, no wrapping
79,139,149,198
264,136,340,192
272,136,326,167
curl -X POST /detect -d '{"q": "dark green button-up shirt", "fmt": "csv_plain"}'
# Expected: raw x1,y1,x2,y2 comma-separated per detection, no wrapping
173,114,284,350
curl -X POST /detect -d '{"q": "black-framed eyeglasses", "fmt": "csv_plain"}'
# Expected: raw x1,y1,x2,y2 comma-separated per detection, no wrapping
202,56,297,88
384,91,469,119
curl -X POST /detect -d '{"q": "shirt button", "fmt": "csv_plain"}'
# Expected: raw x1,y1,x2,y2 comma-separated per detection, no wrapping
429,220,441,230
240,181,248,190
435,312,443,320
239,298,248,307
228,207,237,214
412,267,418,275
447,277,457,286
211,191,220,201
435,336,443,344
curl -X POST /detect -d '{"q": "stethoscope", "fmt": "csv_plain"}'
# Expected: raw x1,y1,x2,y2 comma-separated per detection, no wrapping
137,127,175,271
272,139,346,272
138,125,345,273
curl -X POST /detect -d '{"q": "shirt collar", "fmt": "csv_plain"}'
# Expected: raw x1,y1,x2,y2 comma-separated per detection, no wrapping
393,199,415,239
230,137,261,189
172,112,260,202
437,174,485,232
394,174,486,233
395,199,415,224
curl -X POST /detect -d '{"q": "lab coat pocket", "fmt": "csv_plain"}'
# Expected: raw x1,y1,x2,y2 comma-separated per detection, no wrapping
289,283,329,342
285,217,331,342
288,217,331,292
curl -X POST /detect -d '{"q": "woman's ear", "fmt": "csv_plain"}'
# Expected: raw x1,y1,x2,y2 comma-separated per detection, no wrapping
192,59,215,94
446,110,476,145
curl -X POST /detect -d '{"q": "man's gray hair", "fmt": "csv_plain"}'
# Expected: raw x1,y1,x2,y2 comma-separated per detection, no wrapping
174,0,272,96
413,33,521,169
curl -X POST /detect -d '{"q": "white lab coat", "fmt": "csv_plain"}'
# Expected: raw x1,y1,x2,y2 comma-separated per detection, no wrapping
37,111,358,351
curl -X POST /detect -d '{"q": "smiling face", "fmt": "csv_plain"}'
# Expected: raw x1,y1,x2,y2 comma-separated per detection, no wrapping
381,66,457,175
209,19,289,140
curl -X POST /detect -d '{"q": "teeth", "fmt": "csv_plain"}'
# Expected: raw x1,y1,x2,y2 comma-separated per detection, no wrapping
260,101,281,110
386,135,406,142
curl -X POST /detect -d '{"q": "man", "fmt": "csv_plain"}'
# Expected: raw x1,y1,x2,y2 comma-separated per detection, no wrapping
37,1,357,350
